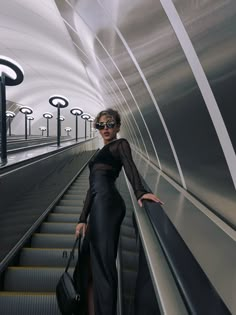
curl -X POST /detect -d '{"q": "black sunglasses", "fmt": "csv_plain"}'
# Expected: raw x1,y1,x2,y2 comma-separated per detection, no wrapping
96,121,116,130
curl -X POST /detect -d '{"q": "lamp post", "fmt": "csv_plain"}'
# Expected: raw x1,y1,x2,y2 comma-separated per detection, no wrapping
65,127,72,137
59,116,65,138
81,113,91,140
88,117,94,138
39,126,46,136
43,112,53,137
0,56,24,165
19,106,33,140
27,116,34,136
49,95,69,147
70,107,83,142
6,111,15,136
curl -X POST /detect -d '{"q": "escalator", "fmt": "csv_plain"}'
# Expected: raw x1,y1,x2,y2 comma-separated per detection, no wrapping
0,168,90,314
0,165,143,315
2,155,229,315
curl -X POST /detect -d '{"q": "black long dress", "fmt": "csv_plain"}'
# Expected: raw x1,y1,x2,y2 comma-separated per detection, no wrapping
77,138,148,315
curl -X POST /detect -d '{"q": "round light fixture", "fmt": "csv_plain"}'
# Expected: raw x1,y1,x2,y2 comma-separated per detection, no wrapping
19,106,33,115
0,55,24,86
6,111,15,118
43,112,53,119
70,107,83,116
49,95,69,108
81,113,91,120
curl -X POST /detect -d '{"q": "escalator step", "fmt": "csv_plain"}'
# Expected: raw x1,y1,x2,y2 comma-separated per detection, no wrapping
53,206,81,214
122,269,137,294
67,185,88,190
69,184,88,188
59,200,84,206
121,225,136,238
40,222,75,234
120,251,139,270
66,189,87,195
62,190,83,196
31,234,75,248
19,248,78,267
62,195,84,200
0,293,60,315
47,213,80,222
120,236,137,252
122,217,134,228
3,267,73,292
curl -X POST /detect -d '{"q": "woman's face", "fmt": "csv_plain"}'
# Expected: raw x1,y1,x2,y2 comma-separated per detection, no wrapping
98,115,120,144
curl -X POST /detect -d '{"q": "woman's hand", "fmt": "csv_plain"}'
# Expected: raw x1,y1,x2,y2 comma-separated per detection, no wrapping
138,193,164,207
75,222,87,237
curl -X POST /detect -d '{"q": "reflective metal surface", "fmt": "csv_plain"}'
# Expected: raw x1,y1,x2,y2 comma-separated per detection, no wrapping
0,0,236,312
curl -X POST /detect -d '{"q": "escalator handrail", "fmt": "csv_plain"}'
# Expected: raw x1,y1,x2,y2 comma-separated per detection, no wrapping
142,188,231,315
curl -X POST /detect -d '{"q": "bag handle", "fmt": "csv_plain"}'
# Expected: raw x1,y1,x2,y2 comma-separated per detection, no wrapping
65,234,82,273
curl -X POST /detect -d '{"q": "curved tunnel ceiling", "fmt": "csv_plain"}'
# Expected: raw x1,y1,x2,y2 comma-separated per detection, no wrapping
1,0,236,228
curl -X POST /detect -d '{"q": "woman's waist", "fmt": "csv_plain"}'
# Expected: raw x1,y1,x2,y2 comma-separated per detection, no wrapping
89,170,117,182
90,180,118,194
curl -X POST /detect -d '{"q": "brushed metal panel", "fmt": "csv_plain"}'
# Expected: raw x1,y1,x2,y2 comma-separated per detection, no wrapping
172,0,236,228
132,151,236,314
53,0,236,226
101,0,236,226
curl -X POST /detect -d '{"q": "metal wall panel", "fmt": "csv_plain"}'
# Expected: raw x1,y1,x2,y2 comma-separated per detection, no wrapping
53,0,236,226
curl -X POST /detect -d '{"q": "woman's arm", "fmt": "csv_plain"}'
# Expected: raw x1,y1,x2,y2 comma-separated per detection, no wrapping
78,188,92,223
75,188,92,237
118,139,148,199
118,139,163,205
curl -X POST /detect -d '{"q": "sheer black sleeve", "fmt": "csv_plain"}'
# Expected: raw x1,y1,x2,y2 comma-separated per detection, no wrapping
118,139,149,200
78,188,92,223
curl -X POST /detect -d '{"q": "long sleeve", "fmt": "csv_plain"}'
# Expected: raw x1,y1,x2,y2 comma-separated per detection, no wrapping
78,188,93,223
118,139,149,200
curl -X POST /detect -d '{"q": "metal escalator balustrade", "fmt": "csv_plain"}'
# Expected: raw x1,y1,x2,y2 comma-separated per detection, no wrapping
0,168,90,315
124,172,232,315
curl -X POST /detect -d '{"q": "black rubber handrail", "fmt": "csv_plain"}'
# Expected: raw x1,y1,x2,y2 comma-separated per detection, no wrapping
143,197,231,315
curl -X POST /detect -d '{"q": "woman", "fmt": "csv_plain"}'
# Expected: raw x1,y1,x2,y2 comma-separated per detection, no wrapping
75,108,163,315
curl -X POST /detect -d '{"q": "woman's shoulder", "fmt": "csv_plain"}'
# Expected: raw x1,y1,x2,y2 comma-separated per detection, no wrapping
108,138,130,155
110,138,131,154
116,138,129,145
110,138,130,149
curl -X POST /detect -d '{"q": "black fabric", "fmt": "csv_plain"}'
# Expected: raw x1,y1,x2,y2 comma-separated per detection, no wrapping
78,138,148,224
76,138,148,315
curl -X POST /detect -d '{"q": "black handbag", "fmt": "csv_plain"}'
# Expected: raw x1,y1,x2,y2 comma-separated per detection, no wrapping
56,235,82,315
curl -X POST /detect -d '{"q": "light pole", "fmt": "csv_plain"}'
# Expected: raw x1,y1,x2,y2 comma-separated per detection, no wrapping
81,113,91,140
43,112,53,137
19,106,33,140
70,107,83,142
0,56,24,165
49,95,69,147
88,117,94,138
6,111,15,136
59,116,65,138
39,126,46,136
65,127,72,137
27,116,34,136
